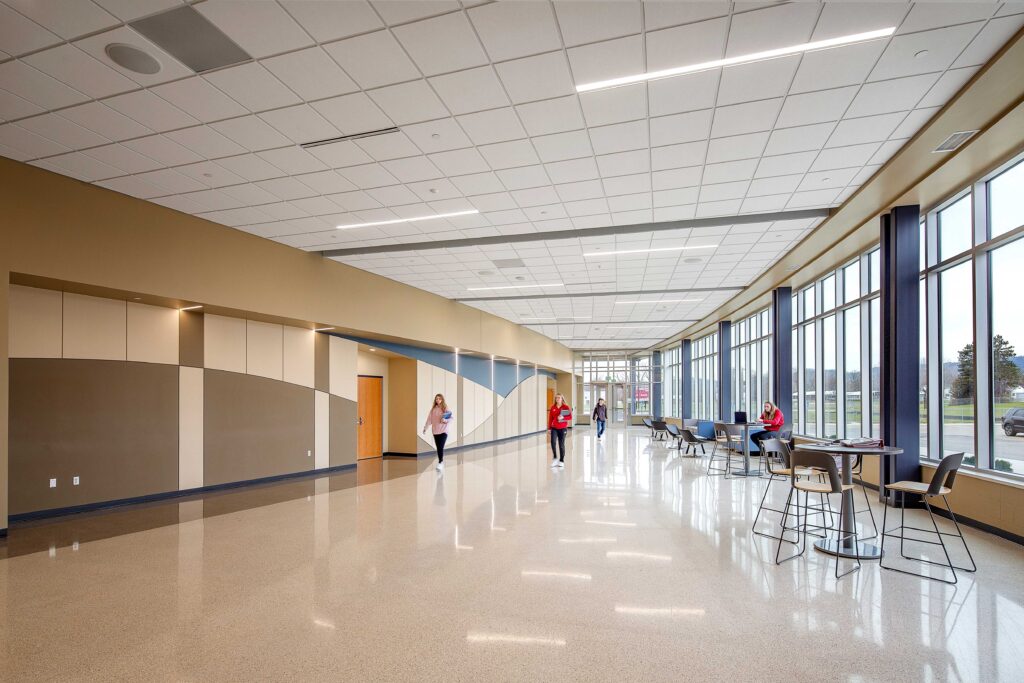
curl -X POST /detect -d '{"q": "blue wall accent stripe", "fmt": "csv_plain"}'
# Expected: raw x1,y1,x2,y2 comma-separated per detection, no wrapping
335,333,556,397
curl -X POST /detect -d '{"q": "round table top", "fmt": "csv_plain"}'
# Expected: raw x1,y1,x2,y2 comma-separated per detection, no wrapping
799,442,904,456
721,422,766,427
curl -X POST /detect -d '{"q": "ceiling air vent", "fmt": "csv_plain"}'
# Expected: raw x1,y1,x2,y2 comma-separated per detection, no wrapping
131,5,251,73
300,127,401,149
492,258,526,269
933,130,979,153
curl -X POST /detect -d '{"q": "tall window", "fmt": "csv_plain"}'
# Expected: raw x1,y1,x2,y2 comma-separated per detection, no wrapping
939,263,974,460
731,309,771,419
823,314,837,438
691,333,718,420
661,346,681,418
991,237,1024,472
845,307,862,438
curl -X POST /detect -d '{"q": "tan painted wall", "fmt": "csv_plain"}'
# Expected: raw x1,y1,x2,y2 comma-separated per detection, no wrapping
0,158,572,372
387,357,418,454
1,248,8,529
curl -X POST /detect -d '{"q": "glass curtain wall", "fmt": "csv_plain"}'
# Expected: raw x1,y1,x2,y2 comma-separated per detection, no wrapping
731,308,772,419
575,352,652,422
691,333,718,420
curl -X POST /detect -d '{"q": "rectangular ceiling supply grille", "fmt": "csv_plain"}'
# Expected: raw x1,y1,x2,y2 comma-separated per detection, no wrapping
492,258,526,269
131,5,251,73
300,128,402,149
933,130,979,153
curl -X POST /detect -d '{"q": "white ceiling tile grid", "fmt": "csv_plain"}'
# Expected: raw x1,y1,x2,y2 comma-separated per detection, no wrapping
0,0,1019,348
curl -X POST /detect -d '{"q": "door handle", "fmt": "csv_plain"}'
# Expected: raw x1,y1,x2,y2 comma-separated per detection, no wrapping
358,417,364,426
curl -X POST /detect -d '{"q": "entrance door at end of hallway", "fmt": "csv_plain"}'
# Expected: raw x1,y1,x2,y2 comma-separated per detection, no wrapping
357,375,383,460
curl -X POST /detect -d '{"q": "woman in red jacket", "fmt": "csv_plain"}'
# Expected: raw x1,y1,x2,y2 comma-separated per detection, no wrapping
751,401,785,453
548,394,572,468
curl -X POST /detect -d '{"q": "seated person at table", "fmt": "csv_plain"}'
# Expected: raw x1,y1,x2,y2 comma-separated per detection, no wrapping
750,401,784,453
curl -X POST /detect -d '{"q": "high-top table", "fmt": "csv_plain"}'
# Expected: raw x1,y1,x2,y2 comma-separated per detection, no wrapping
722,422,767,477
798,443,904,560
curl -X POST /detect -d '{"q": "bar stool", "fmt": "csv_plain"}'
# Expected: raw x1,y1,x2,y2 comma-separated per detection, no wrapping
707,422,731,476
775,450,861,579
880,452,977,585
752,439,817,543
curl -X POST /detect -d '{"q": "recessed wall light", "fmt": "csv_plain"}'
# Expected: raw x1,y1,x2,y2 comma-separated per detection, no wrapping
336,209,478,230
180,305,202,311
314,327,334,332
575,27,895,92
584,245,717,257
468,283,564,291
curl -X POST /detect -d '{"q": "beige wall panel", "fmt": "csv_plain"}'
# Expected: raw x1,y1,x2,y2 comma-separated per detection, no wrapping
127,301,179,365
315,390,329,470
282,325,315,388
329,395,358,467
179,366,203,490
204,370,313,485
8,285,62,358
204,314,246,373
443,368,458,445
522,375,537,433
9,359,178,514
62,292,126,361
538,377,547,432
246,320,283,381
328,336,357,400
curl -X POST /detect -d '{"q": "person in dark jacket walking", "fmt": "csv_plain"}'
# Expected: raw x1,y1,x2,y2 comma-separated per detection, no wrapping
592,398,608,439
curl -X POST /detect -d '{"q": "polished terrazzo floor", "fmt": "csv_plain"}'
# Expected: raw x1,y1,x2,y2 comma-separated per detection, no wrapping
2,427,1023,682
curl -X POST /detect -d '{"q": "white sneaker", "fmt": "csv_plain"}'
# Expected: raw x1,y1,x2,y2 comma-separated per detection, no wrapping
557,461,565,468
551,459,558,468
436,461,444,471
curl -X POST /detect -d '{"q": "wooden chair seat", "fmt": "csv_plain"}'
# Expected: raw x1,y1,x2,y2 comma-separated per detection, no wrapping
773,467,818,477
794,481,854,494
886,480,951,496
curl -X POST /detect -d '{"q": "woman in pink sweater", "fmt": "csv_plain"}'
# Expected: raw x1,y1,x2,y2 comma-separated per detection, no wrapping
422,393,451,471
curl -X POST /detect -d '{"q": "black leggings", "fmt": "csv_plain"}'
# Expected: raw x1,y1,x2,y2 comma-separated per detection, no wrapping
550,428,567,461
433,433,448,462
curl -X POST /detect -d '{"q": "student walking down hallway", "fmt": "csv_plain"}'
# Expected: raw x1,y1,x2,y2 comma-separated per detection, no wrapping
423,394,451,472
548,394,572,468
592,398,608,439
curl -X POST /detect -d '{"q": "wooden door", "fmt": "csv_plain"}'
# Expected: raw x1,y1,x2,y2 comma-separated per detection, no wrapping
547,388,555,410
357,376,383,459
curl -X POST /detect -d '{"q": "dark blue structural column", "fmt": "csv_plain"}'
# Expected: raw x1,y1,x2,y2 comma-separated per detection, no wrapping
681,339,692,420
771,287,793,428
880,205,922,502
717,321,731,421
652,350,663,419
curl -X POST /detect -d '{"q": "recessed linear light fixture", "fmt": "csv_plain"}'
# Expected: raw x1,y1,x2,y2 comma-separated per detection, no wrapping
615,299,699,305
314,327,334,332
604,325,672,329
179,305,203,311
584,244,718,257
467,283,564,291
336,209,479,230
575,27,896,92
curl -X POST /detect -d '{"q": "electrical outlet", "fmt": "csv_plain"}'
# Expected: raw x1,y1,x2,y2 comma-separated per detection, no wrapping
73,476,80,486
307,449,312,457
49,478,57,488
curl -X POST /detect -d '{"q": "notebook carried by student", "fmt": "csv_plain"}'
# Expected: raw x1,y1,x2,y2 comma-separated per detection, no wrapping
442,411,452,420
560,409,571,418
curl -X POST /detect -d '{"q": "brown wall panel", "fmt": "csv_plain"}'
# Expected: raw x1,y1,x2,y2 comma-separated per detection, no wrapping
314,331,329,393
204,370,314,486
329,395,357,467
179,310,203,368
8,358,179,515
387,357,418,454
